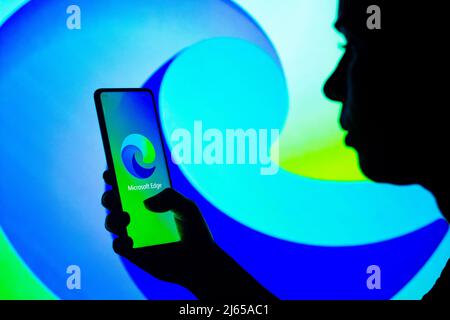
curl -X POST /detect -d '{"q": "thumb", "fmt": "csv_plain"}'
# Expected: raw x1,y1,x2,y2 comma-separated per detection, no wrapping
144,188,213,244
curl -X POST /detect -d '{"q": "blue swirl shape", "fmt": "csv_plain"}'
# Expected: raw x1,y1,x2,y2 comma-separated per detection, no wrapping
121,144,156,179
0,0,449,300
0,0,278,299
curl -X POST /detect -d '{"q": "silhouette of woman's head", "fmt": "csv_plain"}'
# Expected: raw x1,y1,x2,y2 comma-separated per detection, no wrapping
324,0,448,193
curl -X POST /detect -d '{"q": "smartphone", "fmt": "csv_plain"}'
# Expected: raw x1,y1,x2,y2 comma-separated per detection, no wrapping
94,88,181,248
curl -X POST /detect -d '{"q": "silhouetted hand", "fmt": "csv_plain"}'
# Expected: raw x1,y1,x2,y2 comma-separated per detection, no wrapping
101,170,277,301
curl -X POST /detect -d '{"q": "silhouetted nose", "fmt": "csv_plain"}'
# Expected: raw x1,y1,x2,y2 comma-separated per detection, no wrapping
323,57,347,103
324,55,350,131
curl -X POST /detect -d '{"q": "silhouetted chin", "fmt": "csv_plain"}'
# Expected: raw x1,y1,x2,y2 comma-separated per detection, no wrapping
356,151,418,186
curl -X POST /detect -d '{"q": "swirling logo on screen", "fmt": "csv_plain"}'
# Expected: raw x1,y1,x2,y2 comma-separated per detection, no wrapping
121,134,156,179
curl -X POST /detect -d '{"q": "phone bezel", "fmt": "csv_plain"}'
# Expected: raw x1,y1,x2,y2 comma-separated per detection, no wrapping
94,88,177,242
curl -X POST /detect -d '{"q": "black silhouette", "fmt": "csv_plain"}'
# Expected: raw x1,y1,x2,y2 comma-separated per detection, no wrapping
102,171,276,301
102,0,449,300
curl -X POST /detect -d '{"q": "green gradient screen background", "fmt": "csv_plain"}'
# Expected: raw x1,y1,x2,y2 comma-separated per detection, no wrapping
100,91,181,248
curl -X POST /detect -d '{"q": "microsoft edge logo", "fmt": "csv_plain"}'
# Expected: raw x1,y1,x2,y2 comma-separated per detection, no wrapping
121,133,156,179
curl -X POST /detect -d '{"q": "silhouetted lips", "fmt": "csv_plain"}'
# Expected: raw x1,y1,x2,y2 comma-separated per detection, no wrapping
345,133,354,146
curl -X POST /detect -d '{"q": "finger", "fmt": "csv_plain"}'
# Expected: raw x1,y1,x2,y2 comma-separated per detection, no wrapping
101,189,121,210
112,236,134,256
105,211,130,235
144,188,198,219
103,170,114,185
144,188,213,244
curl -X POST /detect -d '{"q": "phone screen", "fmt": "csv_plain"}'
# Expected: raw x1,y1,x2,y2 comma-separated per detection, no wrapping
96,89,180,248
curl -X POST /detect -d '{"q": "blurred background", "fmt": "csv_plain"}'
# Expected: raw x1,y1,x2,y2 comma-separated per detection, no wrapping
1,0,449,300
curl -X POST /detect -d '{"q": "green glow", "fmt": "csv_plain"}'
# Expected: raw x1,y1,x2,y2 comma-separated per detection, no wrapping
236,0,367,181
0,227,56,299
0,0,56,300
